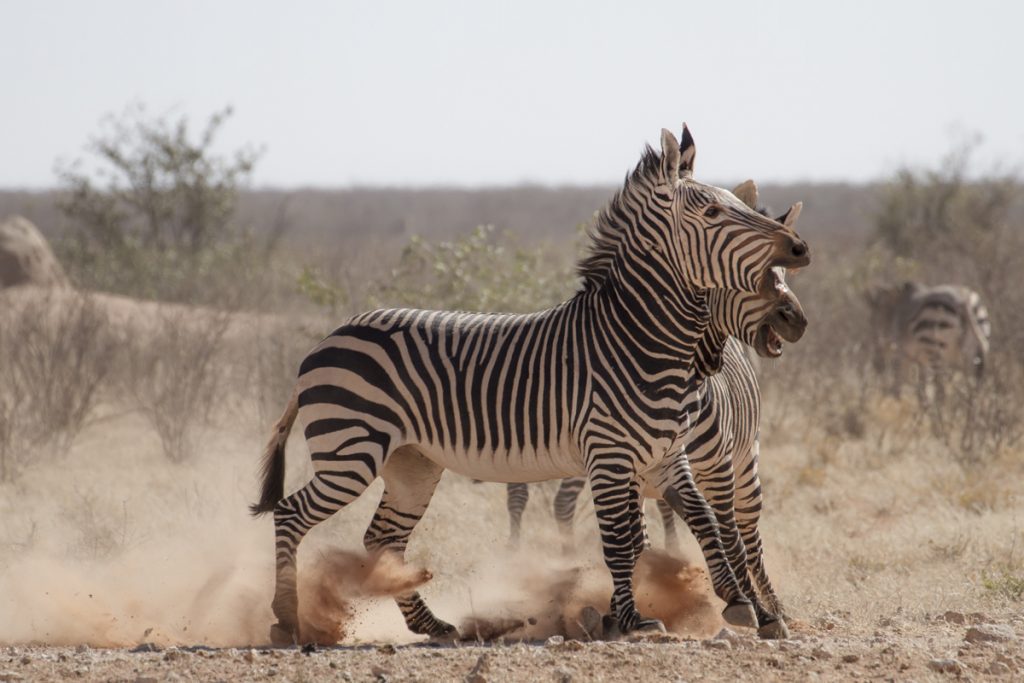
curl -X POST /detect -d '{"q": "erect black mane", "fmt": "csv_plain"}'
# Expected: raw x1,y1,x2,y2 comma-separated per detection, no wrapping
576,145,666,292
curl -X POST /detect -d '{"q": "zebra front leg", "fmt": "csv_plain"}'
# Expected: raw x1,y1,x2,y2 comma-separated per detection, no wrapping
365,446,457,639
655,499,681,553
505,482,529,549
660,484,756,630
732,451,788,638
553,477,585,553
271,468,376,644
734,482,786,620
588,463,663,634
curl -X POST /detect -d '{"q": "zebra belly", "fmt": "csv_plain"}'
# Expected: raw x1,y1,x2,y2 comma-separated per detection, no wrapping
410,441,585,483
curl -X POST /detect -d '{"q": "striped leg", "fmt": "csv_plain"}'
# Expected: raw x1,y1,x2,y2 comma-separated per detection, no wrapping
628,479,651,558
363,446,456,638
553,477,586,552
271,467,376,644
651,454,757,630
695,447,785,636
733,445,785,618
505,482,530,548
655,499,681,553
587,459,663,634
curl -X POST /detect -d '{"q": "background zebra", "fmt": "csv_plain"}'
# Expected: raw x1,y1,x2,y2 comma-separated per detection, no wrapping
865,281,990,399
250,125,810,644
505,187,806,637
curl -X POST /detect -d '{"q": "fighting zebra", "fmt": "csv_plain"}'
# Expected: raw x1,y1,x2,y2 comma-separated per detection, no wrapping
506,184,805,632
250,126,810,644
865,281,990,400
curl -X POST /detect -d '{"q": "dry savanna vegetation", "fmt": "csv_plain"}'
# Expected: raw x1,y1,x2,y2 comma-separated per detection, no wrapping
0,111,1022,681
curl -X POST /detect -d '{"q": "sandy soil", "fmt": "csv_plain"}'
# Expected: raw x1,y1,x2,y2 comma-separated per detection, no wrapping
2,613,1022,682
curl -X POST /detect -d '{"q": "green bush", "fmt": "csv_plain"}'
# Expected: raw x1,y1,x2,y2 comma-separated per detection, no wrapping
300,224,581,315
56,105,281,305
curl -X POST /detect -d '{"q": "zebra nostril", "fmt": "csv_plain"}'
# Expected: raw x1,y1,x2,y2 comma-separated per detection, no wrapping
791,240,808,258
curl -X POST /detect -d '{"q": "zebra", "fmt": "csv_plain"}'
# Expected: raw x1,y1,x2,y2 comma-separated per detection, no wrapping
865,281,990,400
506,188,806,635
250,125,810,644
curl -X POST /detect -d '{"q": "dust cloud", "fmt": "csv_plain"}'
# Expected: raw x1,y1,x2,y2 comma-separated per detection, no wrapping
0,407,723,648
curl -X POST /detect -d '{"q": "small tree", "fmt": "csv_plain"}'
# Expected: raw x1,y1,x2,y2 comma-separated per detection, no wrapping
56,104,280,304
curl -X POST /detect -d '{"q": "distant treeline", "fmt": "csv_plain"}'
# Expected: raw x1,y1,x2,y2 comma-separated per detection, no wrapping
0,183,881,249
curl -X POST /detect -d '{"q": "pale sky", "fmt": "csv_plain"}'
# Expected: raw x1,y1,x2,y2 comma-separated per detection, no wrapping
2,0,1022,188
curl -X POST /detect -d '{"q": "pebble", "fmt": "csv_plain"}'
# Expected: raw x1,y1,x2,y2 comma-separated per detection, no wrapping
466,653,489,683
965,624,1016,644
553,666,574,683
545,635,565,647
702,639,731,651
714,627,739,642
942,611,966,625
987,661,1012,675
841,653,859,663
927,658,965,675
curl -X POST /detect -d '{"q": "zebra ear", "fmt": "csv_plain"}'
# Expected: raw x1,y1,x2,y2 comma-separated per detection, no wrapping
732,180,759,209
660,129,681,181
679,124,696,177
776,202,803,227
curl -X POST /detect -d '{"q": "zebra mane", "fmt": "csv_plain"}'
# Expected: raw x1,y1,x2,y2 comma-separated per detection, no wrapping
576,145,665,291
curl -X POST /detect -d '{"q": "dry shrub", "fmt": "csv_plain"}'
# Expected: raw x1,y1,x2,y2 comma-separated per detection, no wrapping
244,316,320,430
126,308,230,463
0,290,117,481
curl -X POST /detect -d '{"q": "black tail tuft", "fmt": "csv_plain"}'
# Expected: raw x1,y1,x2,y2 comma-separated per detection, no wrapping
250,436,286,516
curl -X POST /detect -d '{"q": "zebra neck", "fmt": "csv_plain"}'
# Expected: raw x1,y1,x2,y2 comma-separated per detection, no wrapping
692,324,729,378
596,262,709,360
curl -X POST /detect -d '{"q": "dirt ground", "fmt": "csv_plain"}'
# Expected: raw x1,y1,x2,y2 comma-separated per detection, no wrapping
2,613,1022,682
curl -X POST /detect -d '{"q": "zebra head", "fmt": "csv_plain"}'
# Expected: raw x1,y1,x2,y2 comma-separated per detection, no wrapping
578,125,810,298
663,125,809,293
706,191,808,358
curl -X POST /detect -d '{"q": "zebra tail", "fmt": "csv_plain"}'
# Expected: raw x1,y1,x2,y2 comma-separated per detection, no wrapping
249,387,299,517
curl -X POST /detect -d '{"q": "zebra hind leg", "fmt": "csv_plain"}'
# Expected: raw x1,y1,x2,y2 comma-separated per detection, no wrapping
505,482,530,549
553,477,585,553
271,468,376,645
363,446,457,640
655,499,681,553
628,481,650,558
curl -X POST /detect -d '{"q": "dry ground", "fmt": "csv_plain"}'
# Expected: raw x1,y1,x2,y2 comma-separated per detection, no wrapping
1,293,1023,681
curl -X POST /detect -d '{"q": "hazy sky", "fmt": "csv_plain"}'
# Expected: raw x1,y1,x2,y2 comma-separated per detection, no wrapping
3,0,1022,188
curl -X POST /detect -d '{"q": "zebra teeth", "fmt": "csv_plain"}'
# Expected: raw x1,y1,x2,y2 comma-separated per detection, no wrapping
756,323,785,358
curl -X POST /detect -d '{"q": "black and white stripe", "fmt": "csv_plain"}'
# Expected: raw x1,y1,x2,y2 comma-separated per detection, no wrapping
250,126,810,643
867,282,991,397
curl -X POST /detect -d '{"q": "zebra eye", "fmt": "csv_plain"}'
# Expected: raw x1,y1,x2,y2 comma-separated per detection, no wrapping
703,205,721,219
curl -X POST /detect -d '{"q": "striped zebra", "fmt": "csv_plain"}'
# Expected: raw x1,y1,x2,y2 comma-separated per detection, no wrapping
250,126,810,644
506,189,806,636
866,281,990,399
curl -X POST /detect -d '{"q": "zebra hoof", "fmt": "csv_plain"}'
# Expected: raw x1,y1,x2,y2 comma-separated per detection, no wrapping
722,602,758,629
633,617,667,634
426,621,460,642
757,618,790,640
578,606,603,640
601,613,622,640
269,622,298,647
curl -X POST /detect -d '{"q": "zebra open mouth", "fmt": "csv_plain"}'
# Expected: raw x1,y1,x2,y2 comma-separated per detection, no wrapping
756,322,785,358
